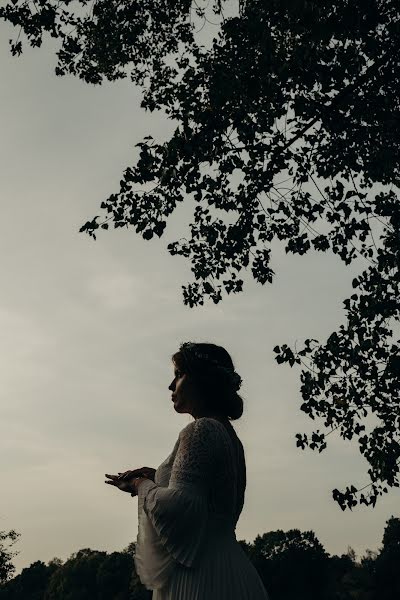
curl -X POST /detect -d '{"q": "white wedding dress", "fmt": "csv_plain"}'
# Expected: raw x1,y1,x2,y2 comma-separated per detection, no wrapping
134,416,269,599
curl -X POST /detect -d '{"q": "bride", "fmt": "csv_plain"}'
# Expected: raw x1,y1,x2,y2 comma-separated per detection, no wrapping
105,341,270,600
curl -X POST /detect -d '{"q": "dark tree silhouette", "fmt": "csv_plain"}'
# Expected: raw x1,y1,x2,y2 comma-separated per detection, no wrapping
0,559,60,600
372,516,400,600
44,548,109,600
1,520,400,599
326,547,375,600
1,0,399,510
0,546,151,600
248,528,331,600
96,551,135,600
0,529,20,585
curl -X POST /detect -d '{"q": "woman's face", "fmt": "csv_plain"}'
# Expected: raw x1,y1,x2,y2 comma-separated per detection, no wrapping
168,362,200,416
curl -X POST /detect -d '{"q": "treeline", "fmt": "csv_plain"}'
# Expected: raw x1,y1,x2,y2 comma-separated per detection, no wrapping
0,517,399,600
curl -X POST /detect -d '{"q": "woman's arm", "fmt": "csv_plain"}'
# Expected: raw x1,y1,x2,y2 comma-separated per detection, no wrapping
136,418,221,567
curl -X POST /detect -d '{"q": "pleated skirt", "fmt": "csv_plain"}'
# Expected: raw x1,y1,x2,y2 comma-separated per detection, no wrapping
152,530,269,600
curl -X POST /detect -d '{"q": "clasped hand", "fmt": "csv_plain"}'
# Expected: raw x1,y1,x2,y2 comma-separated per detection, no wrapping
105,467,156,496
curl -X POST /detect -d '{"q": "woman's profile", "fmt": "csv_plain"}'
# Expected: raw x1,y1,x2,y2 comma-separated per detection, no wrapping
105,341,270,599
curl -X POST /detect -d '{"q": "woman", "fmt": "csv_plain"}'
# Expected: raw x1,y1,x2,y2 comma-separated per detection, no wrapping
105,341,269,599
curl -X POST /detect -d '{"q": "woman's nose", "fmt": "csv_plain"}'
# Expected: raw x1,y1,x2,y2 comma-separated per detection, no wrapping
168,380,175,392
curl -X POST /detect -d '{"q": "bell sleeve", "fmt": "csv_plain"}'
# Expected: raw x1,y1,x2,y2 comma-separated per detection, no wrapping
134,418,219,590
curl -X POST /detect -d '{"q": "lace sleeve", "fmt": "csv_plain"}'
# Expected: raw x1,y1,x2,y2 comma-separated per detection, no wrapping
134,418,221,588
169,417,219,490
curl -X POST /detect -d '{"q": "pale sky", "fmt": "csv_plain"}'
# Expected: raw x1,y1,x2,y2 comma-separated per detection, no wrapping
0,21,398,576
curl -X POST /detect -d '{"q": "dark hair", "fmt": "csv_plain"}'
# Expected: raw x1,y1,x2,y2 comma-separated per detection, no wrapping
172,342,244,421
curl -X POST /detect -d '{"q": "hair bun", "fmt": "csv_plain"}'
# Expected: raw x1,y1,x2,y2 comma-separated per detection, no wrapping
231,371,242,392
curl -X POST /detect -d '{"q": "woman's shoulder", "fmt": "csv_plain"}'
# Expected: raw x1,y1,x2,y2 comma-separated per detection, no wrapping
178,417,230,440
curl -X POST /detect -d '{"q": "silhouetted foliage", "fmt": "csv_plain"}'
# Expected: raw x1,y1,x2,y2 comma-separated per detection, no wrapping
0,530,20,585
96,551,134,600
44,548,110,600
1,0,399,509
326,547,375,600
1,517,399,599
0,560,59,600
372,516,400,600
248,529,331,600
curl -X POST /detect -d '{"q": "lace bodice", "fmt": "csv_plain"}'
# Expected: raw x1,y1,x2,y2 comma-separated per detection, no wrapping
166,417,246,526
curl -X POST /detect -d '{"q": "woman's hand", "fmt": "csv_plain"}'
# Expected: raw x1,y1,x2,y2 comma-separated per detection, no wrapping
105,467,156,497
117,467,156,482
105,473,148,496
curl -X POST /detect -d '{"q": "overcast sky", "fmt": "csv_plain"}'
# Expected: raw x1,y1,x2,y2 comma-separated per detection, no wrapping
0,20,399,576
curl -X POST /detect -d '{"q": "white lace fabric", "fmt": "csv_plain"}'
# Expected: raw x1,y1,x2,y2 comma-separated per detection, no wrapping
134,417,246,590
